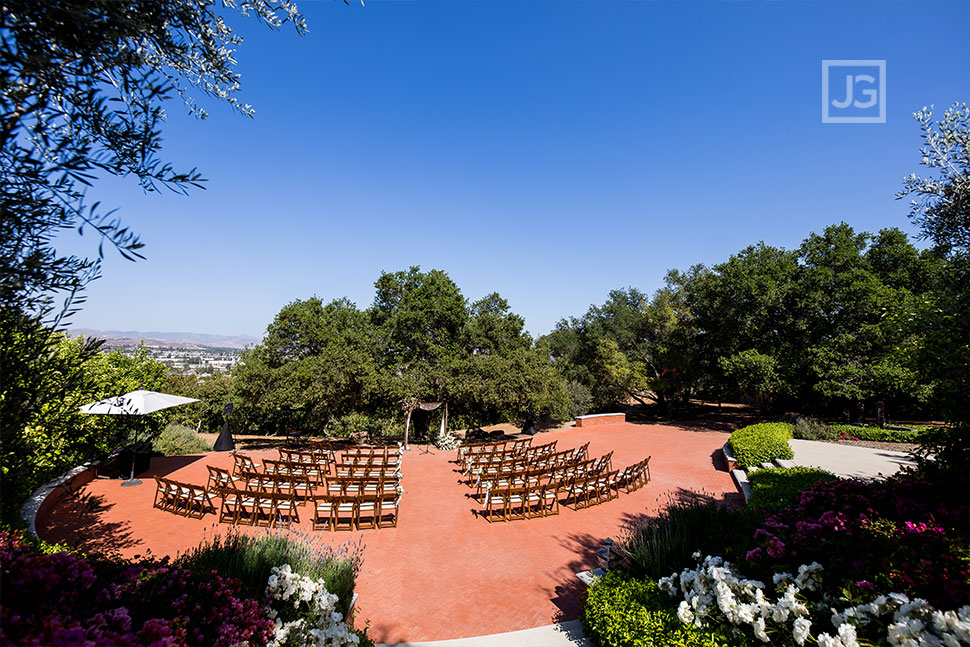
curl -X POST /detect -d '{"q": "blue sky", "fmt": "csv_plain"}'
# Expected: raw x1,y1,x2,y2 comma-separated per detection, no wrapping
64,0,970,340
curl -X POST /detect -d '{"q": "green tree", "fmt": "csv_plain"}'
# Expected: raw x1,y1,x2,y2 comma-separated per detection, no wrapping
234,298,380,434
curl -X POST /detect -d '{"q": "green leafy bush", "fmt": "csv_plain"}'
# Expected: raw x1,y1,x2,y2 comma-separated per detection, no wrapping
326,412,397,438
791,417,840,440
583,570,752,647
827,424,926,443
151,423,212,456
747,467,840,512
727,423,793,468
175,529,361,618
620,497,760,579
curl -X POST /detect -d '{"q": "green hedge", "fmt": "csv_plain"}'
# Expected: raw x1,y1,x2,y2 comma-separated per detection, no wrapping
583,570,752,647
727,423,793,469
747,467,840,512
827,424,926,443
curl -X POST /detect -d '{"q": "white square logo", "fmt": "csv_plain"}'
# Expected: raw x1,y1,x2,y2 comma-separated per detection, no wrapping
822,60,886,123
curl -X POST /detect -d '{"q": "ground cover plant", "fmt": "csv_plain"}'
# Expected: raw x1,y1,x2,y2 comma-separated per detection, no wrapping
175,528,361,618
727,423,794,469
583,569,754,647
620,496,760,580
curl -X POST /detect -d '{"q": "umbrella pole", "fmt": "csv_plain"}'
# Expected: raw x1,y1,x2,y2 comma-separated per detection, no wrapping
121,428,142,487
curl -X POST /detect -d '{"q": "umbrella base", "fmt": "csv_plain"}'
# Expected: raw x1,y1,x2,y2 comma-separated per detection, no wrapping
121,478,143,487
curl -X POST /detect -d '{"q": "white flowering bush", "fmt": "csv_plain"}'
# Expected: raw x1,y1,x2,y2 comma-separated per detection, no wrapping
266,564,360,647
660,553,970,647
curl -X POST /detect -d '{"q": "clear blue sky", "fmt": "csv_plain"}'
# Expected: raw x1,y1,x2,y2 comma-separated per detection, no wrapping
64,0,970,340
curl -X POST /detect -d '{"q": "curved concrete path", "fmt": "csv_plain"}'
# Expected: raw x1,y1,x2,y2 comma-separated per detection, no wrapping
789,438,916,479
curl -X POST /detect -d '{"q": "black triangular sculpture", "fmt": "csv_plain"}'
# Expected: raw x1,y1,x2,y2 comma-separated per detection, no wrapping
214,419,235,451
522,414,537,435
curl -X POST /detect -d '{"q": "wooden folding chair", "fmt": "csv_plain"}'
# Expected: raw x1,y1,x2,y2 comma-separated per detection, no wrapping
357,493,380,530
153,476,177,513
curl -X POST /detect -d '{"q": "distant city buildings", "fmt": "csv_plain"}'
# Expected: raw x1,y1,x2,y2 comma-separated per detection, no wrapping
111,343,242,375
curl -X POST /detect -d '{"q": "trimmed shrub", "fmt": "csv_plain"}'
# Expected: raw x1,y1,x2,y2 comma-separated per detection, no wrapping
583,570,753,647
152,423,212,456
620,497,760,579
747,467,840,513
727,423,793,468
175,528,361,618
827,424,926,443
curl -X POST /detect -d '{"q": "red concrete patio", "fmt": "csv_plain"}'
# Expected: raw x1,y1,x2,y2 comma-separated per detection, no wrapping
36,421,739,644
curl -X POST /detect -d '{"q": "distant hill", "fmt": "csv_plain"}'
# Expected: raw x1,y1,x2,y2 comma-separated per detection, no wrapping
70,328,260,350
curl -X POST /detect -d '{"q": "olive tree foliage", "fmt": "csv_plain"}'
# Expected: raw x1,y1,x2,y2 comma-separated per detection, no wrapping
898,103,970,256
1,0,307,320
896,103,970,479
0,0,306,513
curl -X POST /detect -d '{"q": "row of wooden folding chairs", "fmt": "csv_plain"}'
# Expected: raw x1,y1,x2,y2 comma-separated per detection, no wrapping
469,444,591,492
561,470,620,510
457,439,533,471
263,458,326,484
617,456,651,492
481,483,561,521
334,464,400,480
311,492,400,531
326,474,401,496
334,455,400,472
473,453,604,500
341,445,401,460
519,440,558,460
456,438,521,462
216,487,301,527
278,447,332,470
153,476,215,519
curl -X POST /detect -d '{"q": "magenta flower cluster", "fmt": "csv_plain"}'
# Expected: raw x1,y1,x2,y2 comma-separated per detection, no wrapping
744,474,969,610
0,530,276,647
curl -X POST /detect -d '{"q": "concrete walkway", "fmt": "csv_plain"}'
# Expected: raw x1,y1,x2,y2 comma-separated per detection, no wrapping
789,439,916,480
379,620,590,647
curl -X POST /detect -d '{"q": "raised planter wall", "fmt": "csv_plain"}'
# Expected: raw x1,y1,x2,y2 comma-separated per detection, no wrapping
21,462,98,537
575,413,626,428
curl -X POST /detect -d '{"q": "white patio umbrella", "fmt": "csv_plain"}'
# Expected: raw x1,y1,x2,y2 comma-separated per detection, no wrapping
80,390,200,486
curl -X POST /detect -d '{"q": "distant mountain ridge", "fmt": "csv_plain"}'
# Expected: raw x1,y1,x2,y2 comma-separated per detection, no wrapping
70,328,260,349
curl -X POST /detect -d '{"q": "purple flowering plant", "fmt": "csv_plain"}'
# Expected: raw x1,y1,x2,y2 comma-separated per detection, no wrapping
743,473,969,609
0,530,276,647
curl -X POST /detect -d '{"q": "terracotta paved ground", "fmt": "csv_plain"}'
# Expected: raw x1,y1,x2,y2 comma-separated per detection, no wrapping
37,422,739,643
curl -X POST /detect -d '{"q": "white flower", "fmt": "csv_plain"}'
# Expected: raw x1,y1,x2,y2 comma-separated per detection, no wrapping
838,622,859,647
753,617,769,642
677,600,695,624
793,617,812,645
